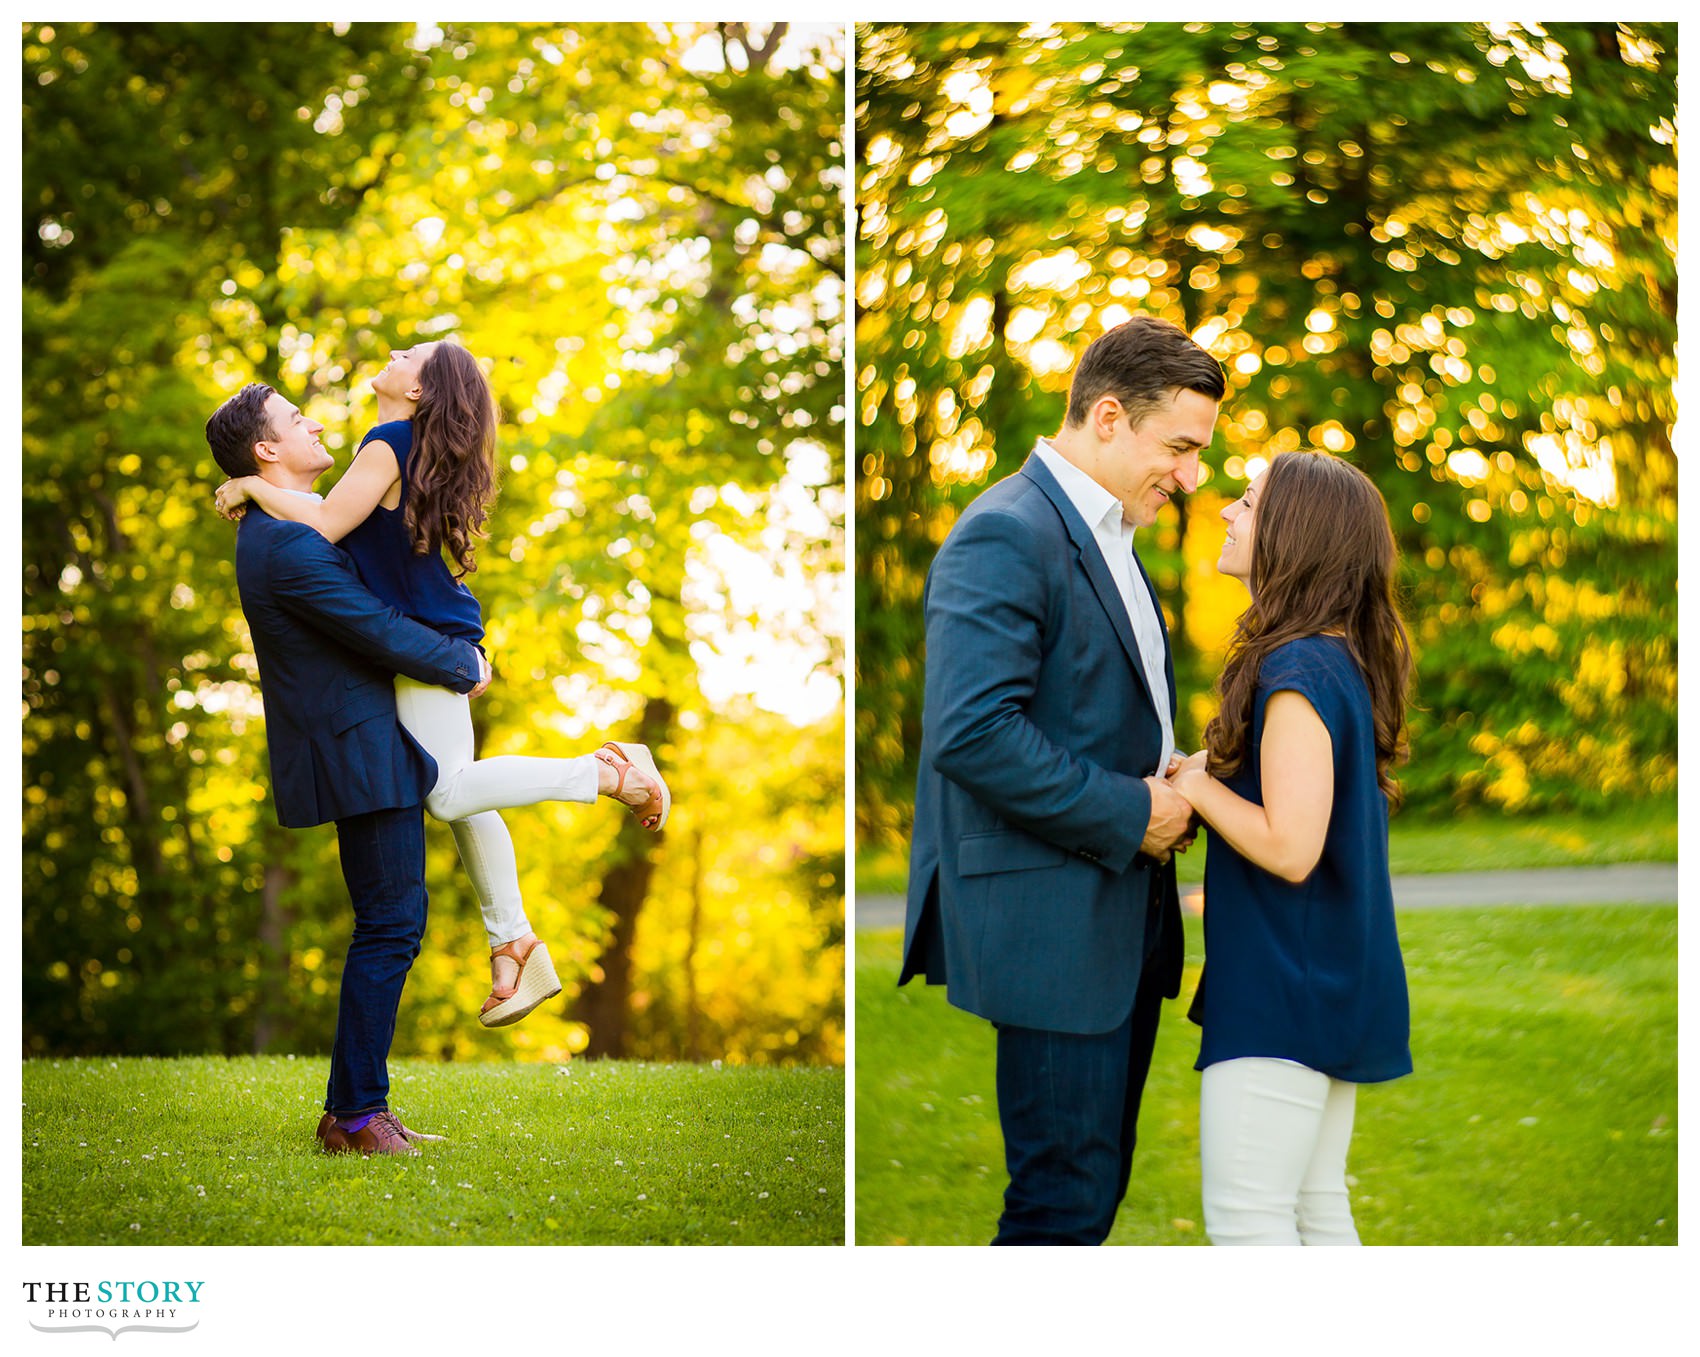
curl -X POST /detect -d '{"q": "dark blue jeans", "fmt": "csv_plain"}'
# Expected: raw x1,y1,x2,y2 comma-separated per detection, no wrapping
324,804,429,1117
991,956,1167,1245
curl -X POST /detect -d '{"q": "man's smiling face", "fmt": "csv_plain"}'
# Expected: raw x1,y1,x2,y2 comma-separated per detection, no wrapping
256,392,331,482
1097,387,1220,527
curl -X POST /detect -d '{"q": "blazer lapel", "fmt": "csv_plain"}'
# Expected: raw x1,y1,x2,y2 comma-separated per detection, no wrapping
1017,452,1163,719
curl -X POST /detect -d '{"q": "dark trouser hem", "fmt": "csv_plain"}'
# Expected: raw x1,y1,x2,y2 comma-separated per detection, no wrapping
323,1102,390,1118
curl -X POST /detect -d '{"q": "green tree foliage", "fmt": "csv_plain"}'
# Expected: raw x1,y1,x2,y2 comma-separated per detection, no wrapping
22,21,844,1064
855,21,1675,843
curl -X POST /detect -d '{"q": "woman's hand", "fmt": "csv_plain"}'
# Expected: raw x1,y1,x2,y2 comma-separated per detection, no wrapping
1169,749,1212,804
213,478,255,520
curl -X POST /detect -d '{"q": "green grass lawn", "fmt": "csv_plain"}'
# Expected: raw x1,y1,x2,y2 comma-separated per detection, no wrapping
23,1056,843,1246
856,795,1678,890
854,903,1676,1245
1380,798,1678,875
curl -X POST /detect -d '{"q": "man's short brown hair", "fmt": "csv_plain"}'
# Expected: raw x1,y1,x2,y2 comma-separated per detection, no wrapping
205,382,277,479
1064,315,1226,429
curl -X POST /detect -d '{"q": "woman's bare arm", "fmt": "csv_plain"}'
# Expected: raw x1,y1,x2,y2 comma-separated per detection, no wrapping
1171,690,1334,884
215,440,400,543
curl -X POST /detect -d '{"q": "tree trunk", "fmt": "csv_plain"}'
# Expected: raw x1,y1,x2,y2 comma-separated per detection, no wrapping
573,694,674,1058
252,856,295,1053
683,824,704,1061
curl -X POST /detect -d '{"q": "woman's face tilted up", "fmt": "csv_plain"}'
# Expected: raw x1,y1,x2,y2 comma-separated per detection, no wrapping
372,340,442,403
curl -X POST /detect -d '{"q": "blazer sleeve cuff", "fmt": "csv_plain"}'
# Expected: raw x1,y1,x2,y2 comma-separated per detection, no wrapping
1069,766,1149,875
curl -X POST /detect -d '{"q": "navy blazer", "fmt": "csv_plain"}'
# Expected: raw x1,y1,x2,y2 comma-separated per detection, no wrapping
900,452,1185,1035
235,509,484,829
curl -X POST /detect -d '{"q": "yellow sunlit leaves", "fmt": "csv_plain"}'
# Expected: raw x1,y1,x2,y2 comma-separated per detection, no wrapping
853,19,1674,833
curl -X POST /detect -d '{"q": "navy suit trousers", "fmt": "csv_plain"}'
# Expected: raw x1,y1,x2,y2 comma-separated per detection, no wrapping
324,804,429,1116
991,937,1168,1246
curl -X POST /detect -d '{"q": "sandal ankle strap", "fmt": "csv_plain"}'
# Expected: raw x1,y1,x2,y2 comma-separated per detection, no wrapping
594,746,635,799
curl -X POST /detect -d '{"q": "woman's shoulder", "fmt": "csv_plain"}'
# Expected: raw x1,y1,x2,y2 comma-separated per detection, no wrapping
358,419,414,452
1258,634,1360,696
1263,632,1344,664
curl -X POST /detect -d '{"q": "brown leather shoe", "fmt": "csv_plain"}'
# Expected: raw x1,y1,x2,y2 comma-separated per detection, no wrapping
315,1112,350,1152
347,1110,420,1156
315,1110,419,1156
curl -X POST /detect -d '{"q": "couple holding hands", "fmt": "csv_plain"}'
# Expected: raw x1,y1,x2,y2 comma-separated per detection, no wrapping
902,315,1414,1246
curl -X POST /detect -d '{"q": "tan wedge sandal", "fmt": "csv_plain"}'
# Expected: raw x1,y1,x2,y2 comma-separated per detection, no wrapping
595,741,671,831
478,936,563,1029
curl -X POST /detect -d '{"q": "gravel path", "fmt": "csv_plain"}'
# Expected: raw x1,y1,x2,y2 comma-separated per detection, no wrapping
852,862,1678,930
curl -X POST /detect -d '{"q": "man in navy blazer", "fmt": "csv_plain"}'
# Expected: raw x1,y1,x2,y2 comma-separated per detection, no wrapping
207,382,489,1156
901,316,1226,1243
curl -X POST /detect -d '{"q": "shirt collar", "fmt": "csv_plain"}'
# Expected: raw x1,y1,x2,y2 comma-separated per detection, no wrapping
1035,439,1128,537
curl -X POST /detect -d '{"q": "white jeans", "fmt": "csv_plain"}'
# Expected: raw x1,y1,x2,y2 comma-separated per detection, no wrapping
393,676,600,949
1200,1057,1361,1246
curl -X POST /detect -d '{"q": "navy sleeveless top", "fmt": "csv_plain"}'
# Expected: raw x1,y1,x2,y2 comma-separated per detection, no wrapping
339,420,485,645
1191,635,1412,1083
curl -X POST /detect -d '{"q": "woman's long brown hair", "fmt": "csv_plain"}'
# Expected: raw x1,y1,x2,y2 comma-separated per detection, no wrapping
1203,451,1414,805
407,341,497,578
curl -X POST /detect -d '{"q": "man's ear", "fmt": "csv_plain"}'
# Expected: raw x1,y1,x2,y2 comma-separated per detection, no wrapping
252,438,280,467
1091,395,1124,442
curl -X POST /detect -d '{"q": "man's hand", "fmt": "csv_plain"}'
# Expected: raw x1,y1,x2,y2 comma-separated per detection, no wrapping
468,650,494,699
1140,774,1194,863
1171,813,1200,855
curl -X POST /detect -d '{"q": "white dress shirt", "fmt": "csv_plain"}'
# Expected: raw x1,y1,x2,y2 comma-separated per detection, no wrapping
1034,440,1175,775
